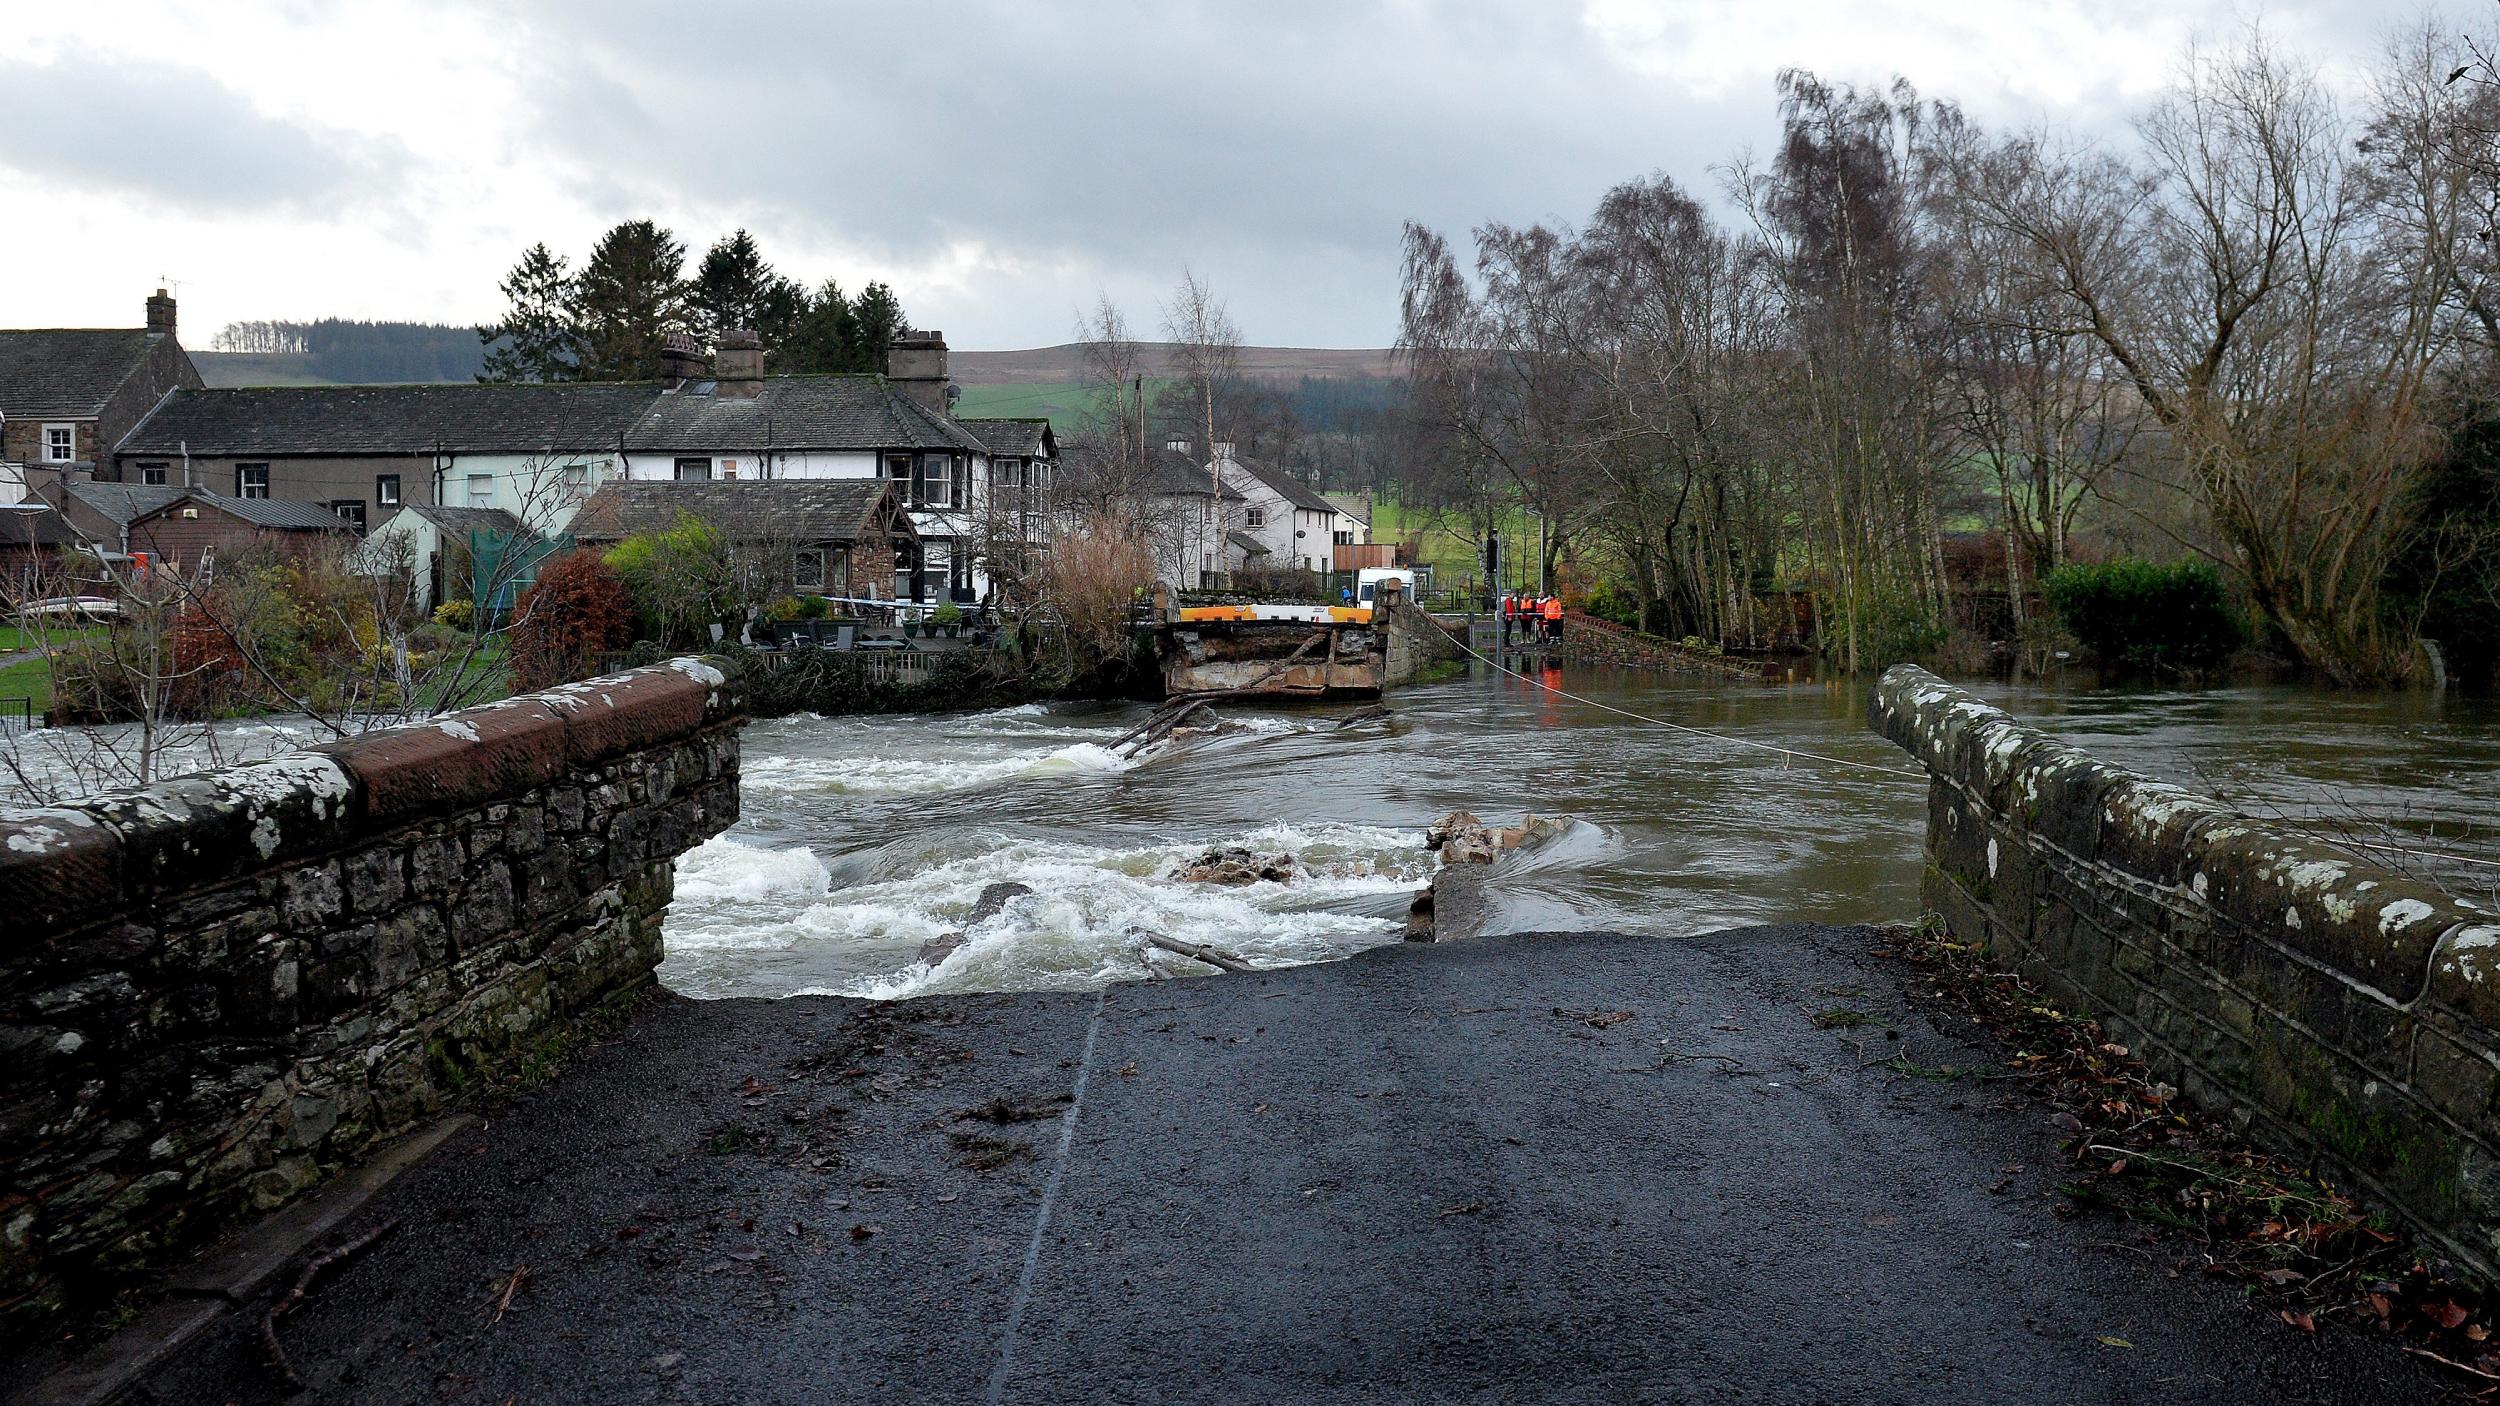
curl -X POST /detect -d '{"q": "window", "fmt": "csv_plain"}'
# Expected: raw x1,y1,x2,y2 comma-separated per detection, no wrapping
792,548,826,590
560,464,588,499
1030,464,1052,490
42,424,74,463
1245,506,1267,528
139,463,170,485
376,473,400,505
467,473,492,508
1333,529,1353,546
331,500,368,533
674,457,712,482
236,463,270,499
885,453,912,480
919,453,954,508
720,458,740,481
992,458,1022,488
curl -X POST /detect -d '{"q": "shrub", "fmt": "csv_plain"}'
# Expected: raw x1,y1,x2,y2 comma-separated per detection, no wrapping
1581,580,1642,629
932,599,963,626
2042,558,2242,677
433,599,476,632
605,512,732,647
509,549,634,692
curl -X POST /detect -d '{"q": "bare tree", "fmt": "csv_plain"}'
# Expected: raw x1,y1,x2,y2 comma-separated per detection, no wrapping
1162,271,1243,583
1949,31,2460,682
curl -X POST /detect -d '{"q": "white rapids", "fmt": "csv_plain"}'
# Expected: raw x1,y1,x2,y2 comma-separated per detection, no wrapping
657,701,1434,998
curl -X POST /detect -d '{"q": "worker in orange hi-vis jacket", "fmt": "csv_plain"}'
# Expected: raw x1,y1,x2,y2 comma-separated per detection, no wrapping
1542,593,1564,643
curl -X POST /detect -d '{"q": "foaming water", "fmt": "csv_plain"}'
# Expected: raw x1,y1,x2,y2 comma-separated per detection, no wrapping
659,672,2500,999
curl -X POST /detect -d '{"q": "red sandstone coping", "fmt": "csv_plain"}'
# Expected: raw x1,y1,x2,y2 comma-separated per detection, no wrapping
0,657,744,936
316,657,740,830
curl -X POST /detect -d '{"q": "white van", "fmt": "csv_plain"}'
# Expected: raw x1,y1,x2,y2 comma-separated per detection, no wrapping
1355,567,1417,604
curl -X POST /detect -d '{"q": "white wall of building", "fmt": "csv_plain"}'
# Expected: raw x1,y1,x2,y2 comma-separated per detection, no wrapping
1220,460,1339,575
432,451,619,535
613,446,1014,600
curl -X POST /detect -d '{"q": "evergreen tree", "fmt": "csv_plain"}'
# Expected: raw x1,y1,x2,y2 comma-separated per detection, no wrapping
780,279,864,374
570,220,693,382
477,243,579,383
691,229,805,350
851,282,905,372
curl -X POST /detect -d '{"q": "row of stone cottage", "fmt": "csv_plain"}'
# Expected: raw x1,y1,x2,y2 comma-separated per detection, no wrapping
0,292,1376,612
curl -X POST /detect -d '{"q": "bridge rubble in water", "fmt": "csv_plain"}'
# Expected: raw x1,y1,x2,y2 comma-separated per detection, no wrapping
1145,579,1456,700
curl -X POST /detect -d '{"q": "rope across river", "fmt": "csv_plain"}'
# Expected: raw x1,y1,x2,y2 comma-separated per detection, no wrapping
1449,634,1923,780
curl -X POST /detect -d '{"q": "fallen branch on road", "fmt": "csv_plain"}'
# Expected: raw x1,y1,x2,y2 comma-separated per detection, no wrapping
262,1217,400,1394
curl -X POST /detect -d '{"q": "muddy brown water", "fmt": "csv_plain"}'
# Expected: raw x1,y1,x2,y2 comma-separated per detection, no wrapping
660,666,2500,999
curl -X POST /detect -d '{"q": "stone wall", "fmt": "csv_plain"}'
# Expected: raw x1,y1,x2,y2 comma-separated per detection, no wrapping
0,659,745,1330
1554,612,1763,679
1873,664,2500,1275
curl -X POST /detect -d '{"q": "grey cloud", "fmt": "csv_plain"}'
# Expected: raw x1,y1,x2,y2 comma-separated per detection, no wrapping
0,51,400,211
487,0,1765,345
481,0,2477,346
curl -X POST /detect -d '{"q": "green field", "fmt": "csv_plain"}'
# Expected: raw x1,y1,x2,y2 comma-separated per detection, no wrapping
0,654,52,713
1366,498,1551,593
951,380,1178,432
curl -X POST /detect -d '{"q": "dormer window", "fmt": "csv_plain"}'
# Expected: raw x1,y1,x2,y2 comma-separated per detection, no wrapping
43,424,74,462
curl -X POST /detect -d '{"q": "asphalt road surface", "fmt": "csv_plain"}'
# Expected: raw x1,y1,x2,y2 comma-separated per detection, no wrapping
138,926,2439,1404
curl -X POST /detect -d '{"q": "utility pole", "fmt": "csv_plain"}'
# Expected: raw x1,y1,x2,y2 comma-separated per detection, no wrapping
1485,528,1503,667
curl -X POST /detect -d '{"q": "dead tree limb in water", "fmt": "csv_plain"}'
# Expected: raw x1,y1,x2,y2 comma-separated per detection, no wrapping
1112,630,1332,757
1114,699,1213,759
1131,927,1257,973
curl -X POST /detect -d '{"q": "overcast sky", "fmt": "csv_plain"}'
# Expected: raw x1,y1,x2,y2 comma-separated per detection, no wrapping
0,1,2474,352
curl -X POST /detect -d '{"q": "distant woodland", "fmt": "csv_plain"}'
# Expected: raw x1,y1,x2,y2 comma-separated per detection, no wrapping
206,319,485,384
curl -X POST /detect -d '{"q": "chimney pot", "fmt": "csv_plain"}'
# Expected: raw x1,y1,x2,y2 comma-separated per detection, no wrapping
884,329,952,415
660,331,708,387
713,329,764,398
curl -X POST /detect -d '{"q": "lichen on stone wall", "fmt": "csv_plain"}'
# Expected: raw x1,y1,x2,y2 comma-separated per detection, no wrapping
1873,662,2500,1280
0,658,746,1337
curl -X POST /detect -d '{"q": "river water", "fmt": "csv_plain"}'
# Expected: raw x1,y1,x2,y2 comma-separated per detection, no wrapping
661,666,2500,1000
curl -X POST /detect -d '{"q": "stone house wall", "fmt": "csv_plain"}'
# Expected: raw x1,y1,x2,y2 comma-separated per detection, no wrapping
1873,664,2500,1276
0,659,745,1331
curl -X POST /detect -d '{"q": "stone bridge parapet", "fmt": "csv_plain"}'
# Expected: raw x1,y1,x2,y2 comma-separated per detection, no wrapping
0,658,745,1331
1875,664,2500,1275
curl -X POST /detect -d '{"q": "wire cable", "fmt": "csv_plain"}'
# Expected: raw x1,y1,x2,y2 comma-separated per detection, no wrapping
1452,633,1922,779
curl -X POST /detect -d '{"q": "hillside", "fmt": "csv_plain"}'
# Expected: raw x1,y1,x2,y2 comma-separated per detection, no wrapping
951,343,1399,384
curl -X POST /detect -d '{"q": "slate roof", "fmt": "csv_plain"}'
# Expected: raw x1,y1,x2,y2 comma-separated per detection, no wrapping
1322,493,1371,527
1144,448,1247,500
1229,531,1270,557
59,481,187,526
957,417,1052,458
403,504,532,539
0,506,74,549
625,376,988,455
147,492,352,532
0,329,165,420
1225,455,1336,515
566,480,908,544
115,384,659,456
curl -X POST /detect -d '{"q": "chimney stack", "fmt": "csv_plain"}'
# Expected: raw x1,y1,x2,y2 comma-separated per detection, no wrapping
660,331,707,387
714,329,763,399
885,329,951,415
146,288,177,339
